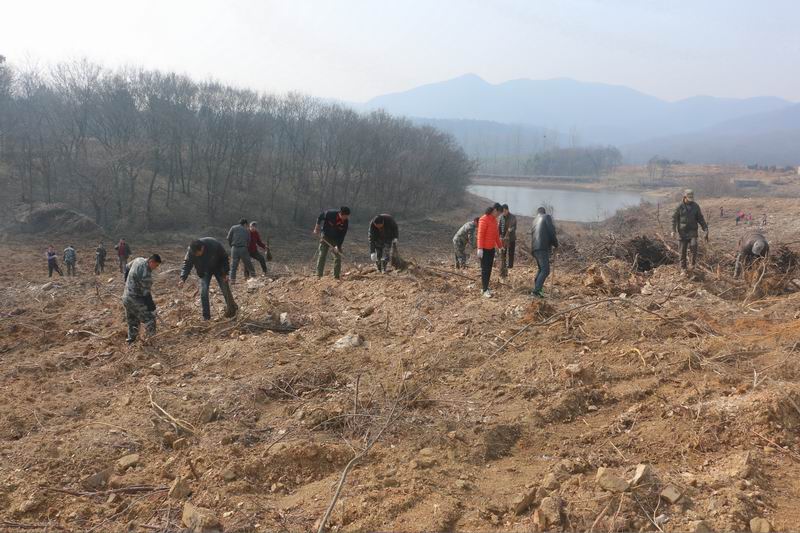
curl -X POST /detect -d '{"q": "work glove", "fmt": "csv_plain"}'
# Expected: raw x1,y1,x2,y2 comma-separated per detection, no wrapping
392,238,398,244
370,252,377,261
333,246,340,254
477,249,484,259
670,231,675,239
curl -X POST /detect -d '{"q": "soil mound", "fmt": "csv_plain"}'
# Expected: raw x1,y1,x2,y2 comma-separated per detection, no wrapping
16,204,102,236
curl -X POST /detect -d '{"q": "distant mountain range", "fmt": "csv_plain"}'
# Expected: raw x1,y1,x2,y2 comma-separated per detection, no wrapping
358,74,799,166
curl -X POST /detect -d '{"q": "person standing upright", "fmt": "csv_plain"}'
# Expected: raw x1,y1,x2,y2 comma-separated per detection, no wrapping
530,207,558,298
499,204,518,277
671,189,708,273
46,245,63,277
179,238,238,320
368,214,399,273
115,238,131,273
247,221,270,276
314,206,350,280
227,218,255,283
63,244,77,276
95,242,107,274
476,204,504,298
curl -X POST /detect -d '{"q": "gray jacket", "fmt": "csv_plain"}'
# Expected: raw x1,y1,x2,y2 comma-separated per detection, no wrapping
227,224,250,248
531,214,558,251
123,257,153,300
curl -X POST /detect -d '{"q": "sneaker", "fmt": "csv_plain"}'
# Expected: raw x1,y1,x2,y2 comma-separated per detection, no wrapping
530,289,545,298
482,290,493,298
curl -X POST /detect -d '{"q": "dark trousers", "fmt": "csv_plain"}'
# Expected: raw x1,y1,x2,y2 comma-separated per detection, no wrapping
65,262,76,276
480,248,496,292
507,241,516,268
95,258,105,274
118,256,128,273
48,261,63,277
374,243,391,272
534,249,551,292
679,237,698,269
249,249,268,274
199,272,238,320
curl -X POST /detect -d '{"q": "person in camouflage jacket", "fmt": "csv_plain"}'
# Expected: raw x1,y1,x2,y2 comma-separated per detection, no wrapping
453,217,479,269
122,254,162,343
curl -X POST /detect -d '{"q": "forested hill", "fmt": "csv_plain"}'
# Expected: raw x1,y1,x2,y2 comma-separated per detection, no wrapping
0,57,472,232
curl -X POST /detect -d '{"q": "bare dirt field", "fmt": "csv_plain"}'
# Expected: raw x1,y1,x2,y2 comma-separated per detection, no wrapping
2,194,800,533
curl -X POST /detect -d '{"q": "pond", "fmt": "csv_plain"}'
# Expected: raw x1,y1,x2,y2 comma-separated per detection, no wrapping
468,184,646,222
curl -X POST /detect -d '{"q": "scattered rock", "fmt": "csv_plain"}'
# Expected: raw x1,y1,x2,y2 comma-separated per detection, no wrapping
333,332,363,350
279,312,292,327
750,517,771,533
411,447,437,469
81,467,113,490
691,520,713,533
511,487,537,515
116,453,140,472
150,362,163,372
17,497,40,514
198,403,218,424
660,485,682,504
630,463,652,487
168,476,192,500
359,306,375,318
454,479,471,491
222,468,237,482
541,472,560,491
182,502,222,533
41,282,54,292
534,496,562,528
596,467,630,493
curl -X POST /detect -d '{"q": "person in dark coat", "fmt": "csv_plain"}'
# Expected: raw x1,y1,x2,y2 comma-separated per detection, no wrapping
314,206,350,279
530,207,558,298
671,189,708,272
179,238,238,320
368,214,399,273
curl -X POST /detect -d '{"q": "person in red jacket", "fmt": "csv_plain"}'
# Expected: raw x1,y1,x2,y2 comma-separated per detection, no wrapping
247,222,269,276
476,204,504,297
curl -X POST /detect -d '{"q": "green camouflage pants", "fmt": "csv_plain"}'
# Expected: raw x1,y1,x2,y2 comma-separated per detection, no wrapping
123,296,156,342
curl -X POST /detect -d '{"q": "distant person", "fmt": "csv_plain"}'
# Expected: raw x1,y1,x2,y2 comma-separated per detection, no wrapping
453,217,479,269
671,189,708,273
719,206,724,218
122,254,162,343
530,207,559,298
499,204,518,276
179,238,238,320
476,204,504,298
115,238,131,273
63,245,77,276
46,245,63,277
368,214,399,273
95,242,107,274
313,206,350,280
247,221,270,276
734,232,769,278
227,218,255,283
761,213,767,226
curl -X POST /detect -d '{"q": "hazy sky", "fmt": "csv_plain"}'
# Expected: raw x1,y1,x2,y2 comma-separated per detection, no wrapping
3,0,799,102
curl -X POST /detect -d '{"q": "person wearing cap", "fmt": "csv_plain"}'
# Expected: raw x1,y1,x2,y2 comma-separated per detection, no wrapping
734,233,769,278
671,189,708,273
368,214,399,273
227,218,255,283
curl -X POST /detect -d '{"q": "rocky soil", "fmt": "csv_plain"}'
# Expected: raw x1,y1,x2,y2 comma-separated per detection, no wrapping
2,196,800,532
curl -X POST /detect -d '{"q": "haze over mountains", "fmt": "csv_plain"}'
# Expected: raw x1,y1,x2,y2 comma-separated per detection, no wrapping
359,74,799,167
